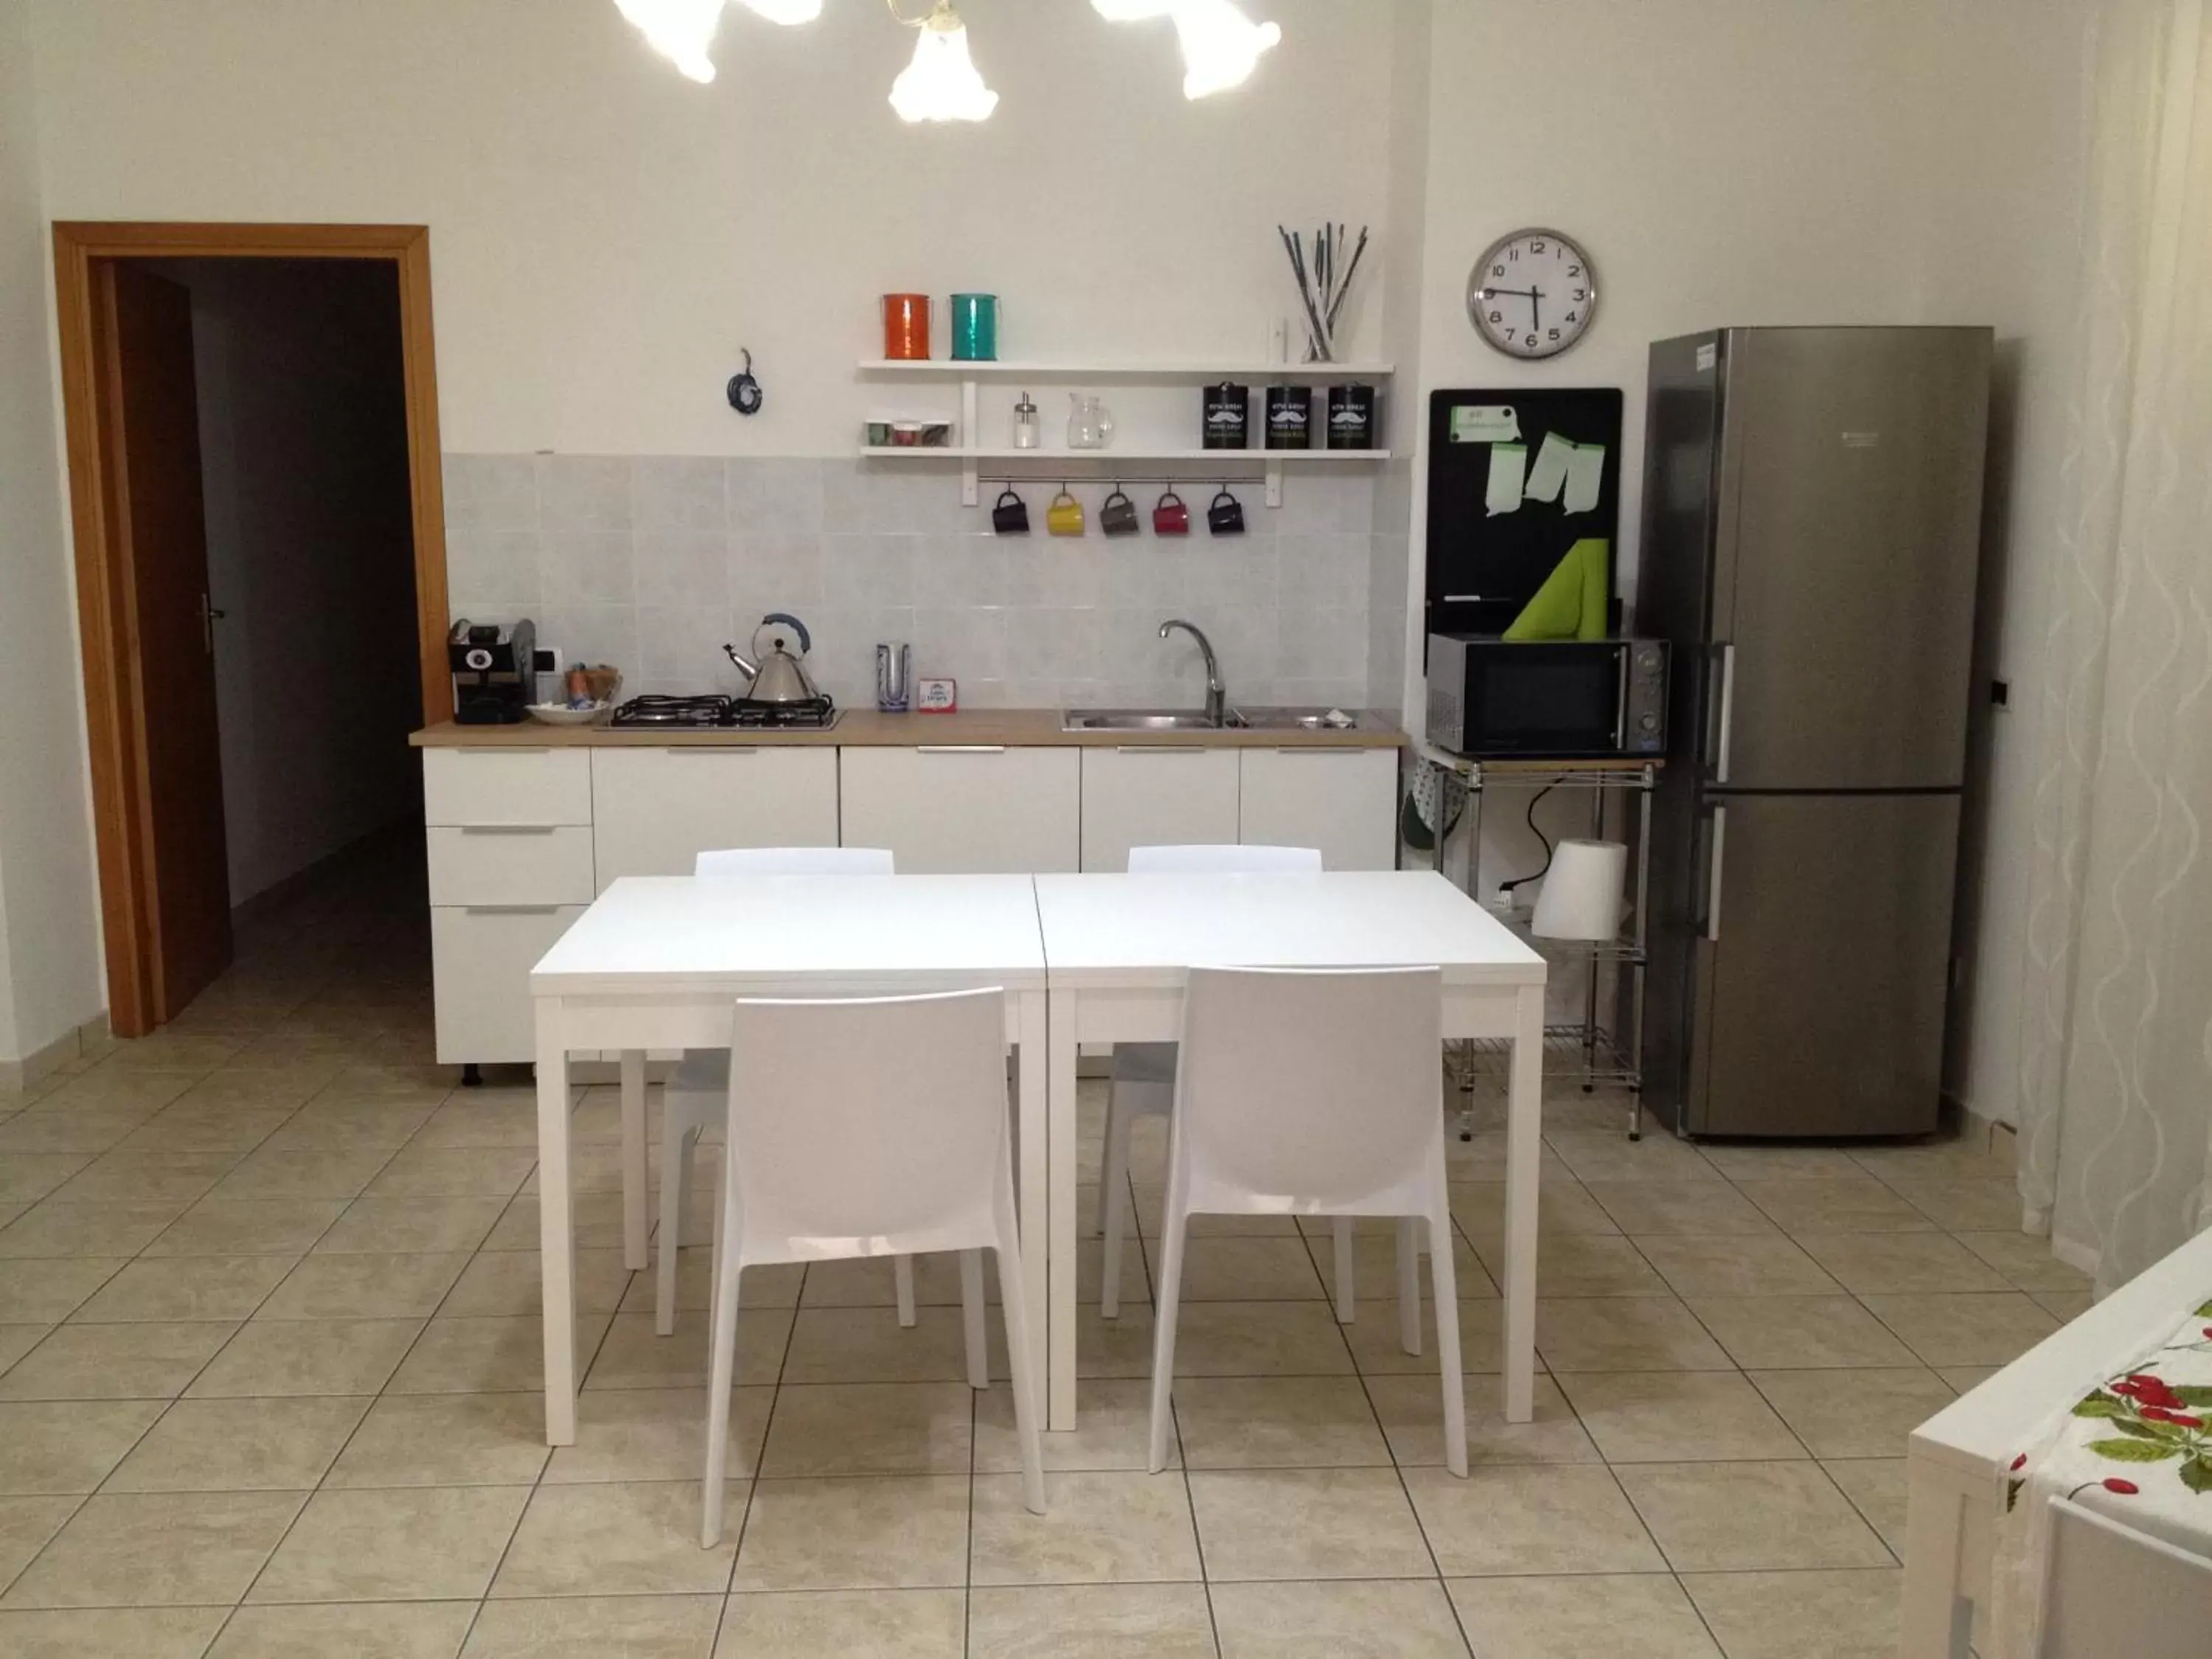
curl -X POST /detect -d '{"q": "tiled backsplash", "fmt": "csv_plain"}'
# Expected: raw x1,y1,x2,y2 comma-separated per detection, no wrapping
443,455,1385,713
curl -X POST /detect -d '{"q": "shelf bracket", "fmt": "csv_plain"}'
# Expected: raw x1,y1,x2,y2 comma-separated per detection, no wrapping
1265,458,1283,509
961,375,980,507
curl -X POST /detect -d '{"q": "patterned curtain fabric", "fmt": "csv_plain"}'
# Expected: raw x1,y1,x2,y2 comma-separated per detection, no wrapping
2017,0,2212,1292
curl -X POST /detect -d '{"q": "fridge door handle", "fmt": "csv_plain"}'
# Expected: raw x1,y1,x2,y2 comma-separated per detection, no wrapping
1703,804,1728,942
1713,643,1737,784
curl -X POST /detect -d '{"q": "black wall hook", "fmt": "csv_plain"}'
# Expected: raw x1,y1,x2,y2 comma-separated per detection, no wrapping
726,349,763,416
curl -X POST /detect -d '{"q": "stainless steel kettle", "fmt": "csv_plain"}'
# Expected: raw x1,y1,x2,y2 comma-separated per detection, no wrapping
723,613,821,704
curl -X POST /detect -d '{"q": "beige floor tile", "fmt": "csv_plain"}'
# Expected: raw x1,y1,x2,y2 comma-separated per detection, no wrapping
257,1251,470,1320
1937,1365,2002,1392
1403,1464,1663,1576
119,1109,295,1156
636,1249,802,1314
1323,1226,1498,1299
1189,1467,1430,1582
1823,1457,1908,1551
971,1469,1202,1586
1792,1232,2010,1295
3,1489,304,1607
445,1246,632,1317
484,1192,631,1253
1171,1375,1388,1469
142,1198,348,1257
779,1304,990,1385
1451,1178,1621,1241
1164,1300,1357,1377
38,1071,202,1112
1952,1229,2093,1293
0,1110,145,1157
1341,1296,1503,1377
758,1382,973,1478
2031,1289,2093,1321
0,1157,92,1208
250,1485,529,1602
966,1583,1216,1658
732,1475,970,1590
1697,1146,1867,1180
311,1196,507,1256
0,1400,165,1493
1859,1292,2059,1367
105,1396,369,1492
69,1254,294,1323
367,1147,536,1200
210,1601,476,1659
1547,1130,1723,1184
1683,1295,1919,1370
1478,1232,1671,1297
170,1071,331,1113
1213,1578,1469,1657
1877,1178,2025,1232
468,1595,721,1657
1557,1371,1804,1464
0,1498,78,1591
0,1607,230,1658
189,1318,424,1397
492,1480,741,1597
1537,1296,1733,1372
547,1387,774,1484
210,1147,396,1201
0,1259,128,1323
717,1588,964,1659
1171,1236,1326,1301
0,1321,235,1400
0,1323,42,1376
1447,1573,1722,1658
1617,1462,1892,1571
1681,1567,1902,1658
975,1376,1173,1472
1848,1138,2008,1180
586,1309,793,1394
1732,1177,1935,1235
1365,1371,1600,1469
326,1392,550,1486
1078,1298,1166,1379
1748,1367,1954,1458
49,1152,236,1206
1586,1180,1776,1237
0,1201,191,1259
387,1312,610,1395
1635,1235,1843,1298
260,1100,439,1152
408,1098,540,1150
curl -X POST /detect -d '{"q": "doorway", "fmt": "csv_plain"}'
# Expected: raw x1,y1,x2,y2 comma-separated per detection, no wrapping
52,223,453,1038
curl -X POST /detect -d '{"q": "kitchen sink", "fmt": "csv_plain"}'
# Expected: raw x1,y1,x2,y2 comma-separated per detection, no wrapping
1062,709,1248,732
1231,706,1361,731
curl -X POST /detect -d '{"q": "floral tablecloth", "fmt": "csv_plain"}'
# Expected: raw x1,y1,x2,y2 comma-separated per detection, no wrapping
1991,1293,2212,1657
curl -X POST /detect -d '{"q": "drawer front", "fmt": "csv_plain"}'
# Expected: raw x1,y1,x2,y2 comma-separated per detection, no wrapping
1239,748,1400,871
425,826,596,907
1079,747,1240,872
591,747,839,889
423,747,592,827
839,746,1079,874
431,903,587,1065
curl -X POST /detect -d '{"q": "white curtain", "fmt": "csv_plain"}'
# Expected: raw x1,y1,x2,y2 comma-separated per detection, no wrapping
2017,0,2212,1291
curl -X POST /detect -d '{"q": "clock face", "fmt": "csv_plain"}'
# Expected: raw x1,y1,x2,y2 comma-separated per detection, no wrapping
1468,229,1599,359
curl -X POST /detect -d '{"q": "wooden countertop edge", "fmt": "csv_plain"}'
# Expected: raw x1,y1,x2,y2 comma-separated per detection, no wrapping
410,709,1409,750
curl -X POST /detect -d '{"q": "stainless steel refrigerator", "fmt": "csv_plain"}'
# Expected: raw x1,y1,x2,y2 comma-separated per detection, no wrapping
1635,327,1991,1138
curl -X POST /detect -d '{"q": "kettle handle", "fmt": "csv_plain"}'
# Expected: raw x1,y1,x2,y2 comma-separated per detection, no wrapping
759,612,812,654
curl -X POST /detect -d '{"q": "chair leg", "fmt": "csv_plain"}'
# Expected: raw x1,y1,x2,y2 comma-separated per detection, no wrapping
961,1249,989,1390
1099,1101,1134,1318
700,1182,745,1547
1147,1206,1190,1474
992,1231,1048,1515
1398,1216,1423,1356
1427,1203,1468,1478
894,1254,917,1328
1332,1216,1355,1324
655,1124,697,1338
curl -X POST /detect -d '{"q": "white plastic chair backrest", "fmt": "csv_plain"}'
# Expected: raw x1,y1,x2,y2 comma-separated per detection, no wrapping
694,846,894,876
1129,844,1322,874
1175,964,1441,1203
725,987,1006,1251
2039,1495,2212,1658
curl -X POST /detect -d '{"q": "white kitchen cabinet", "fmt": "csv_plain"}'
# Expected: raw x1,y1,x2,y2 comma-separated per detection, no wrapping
838,746,1079,874
1239,747,1399,870
591,747,839,889
431,904,587,1065
1079,746,1240,872
423,747,591,827
426,826,596,907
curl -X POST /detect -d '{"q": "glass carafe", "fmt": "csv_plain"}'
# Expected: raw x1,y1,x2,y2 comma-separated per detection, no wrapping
1067,394,1114,451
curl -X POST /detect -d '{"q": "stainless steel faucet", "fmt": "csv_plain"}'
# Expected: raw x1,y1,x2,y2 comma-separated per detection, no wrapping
1158,619,1226,727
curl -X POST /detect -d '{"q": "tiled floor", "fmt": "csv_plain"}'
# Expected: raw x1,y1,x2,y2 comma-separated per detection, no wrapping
0,842,2077,1657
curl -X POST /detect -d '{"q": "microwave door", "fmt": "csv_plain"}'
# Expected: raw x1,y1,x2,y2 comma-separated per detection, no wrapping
1477,645,1623,756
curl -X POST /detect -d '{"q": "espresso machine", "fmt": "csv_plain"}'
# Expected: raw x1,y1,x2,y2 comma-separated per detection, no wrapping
448,619,536,725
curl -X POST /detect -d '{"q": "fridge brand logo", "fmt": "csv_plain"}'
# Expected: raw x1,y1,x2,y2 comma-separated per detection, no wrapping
1841,431,1882,448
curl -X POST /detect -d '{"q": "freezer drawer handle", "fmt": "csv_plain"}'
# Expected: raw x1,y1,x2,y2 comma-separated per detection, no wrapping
458,825,559,836
918,745,1006,754
1704,805,1728,942
1715,644,1737,785
462,904,563,915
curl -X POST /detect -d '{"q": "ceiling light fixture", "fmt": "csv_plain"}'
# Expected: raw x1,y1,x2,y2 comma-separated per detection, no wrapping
1090,0,1281,100
615,0,729,83
733,0,824,20
887,0,998,124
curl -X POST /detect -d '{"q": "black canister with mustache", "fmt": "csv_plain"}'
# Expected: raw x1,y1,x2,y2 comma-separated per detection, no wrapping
1326,382,1378,450
1201,382,1250,450
1264,384,1312,451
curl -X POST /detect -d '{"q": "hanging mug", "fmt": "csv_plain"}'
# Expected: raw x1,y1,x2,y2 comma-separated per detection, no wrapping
1153,489,1192,535
990,488,1031,535
881,293,932,361
1046,489,1085,537
1207,487,1246,535
1099,487,1140,537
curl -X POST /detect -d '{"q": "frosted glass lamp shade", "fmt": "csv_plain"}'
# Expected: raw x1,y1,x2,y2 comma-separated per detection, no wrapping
891,10,999,123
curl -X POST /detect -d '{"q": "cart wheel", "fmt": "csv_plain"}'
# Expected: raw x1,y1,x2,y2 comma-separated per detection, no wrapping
462,1064,483,1088
1628,1130,1642,1142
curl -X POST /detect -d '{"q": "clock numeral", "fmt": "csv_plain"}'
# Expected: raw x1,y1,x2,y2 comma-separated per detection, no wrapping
1530,239,1545,254
1525,334,1539,349
1507,247,1520,261
1565,312,1579,324
1568,265,1582,277
1548,328,1561,341
1492,264,1506,278
1573,288,1588,302
1489,310,1503,324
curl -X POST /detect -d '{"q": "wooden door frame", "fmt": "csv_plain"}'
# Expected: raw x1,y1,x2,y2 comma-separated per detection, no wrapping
52,221,452,1037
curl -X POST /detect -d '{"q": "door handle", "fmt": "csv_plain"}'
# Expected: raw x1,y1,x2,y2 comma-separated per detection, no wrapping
1704,805,1728,942
1713,644,1736,784
458,825,559,836
918,745,1005,754
665,746,758,756
198,593,226,654
463,904,562,915
1116,745,1208,754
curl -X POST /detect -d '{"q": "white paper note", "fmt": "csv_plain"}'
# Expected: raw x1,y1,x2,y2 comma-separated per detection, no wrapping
1450,405,1522,444
1485,444,1527,515
1562,441,1606,514
1522,431,1575,503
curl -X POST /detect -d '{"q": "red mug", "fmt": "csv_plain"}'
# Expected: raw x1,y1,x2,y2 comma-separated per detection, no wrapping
1152,489,1192,535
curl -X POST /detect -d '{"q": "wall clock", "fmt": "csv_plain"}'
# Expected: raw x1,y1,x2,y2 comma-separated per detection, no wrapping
1467,228,1599,359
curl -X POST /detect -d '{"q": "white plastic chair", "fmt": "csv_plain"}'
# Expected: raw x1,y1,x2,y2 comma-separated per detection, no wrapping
2037,1494,2212,1657
1146,965,1466,1476
701,986,1046,1545
1102,844,1410,1329
657,847,912,1335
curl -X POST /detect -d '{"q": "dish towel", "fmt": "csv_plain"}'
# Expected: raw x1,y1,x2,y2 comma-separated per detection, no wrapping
1990,1291,2212,1657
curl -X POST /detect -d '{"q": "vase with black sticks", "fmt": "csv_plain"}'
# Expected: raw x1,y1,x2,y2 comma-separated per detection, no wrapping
1277,222,1369,364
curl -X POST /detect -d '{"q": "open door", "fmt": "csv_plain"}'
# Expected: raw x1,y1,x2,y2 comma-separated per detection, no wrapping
99,262,233,1018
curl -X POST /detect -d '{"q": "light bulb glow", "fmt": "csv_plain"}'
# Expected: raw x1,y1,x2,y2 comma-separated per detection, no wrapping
890,10,999,123
614,0,726,82
731,0,822,21
1090,0,1283,100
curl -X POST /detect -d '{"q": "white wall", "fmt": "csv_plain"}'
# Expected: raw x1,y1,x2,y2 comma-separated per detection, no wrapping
0,0,102,1071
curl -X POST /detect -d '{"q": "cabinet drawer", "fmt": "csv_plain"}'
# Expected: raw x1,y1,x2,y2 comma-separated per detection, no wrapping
1079,747,1240,872
1239,748,1399,871
839,746,1079,874
423,747,592,827
431,903,587,1065
592,747,839,888
426,827,597,906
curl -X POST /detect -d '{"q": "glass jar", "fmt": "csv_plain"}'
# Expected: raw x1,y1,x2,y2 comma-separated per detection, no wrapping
1012,391,1040,451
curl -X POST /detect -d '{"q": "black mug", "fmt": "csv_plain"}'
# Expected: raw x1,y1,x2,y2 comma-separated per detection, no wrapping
1099,487,1140,537
1207,487,1246,535
990,488,1030,535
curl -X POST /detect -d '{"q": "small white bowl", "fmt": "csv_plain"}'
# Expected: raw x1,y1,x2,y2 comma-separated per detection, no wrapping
525,702,613,727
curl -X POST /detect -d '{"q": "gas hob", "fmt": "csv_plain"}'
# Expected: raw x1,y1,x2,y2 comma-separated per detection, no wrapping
608,694,840,731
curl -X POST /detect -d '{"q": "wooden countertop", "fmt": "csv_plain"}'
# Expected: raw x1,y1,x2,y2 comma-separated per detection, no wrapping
411,709,1407,750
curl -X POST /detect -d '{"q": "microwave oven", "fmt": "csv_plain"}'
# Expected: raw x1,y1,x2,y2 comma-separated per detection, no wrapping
1426,636,1669,759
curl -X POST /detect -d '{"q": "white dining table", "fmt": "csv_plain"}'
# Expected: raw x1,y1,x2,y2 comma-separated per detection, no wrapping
1031,869,1549,1427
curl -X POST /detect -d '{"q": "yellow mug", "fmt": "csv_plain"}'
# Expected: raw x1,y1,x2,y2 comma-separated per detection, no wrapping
1046,489,1085,537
